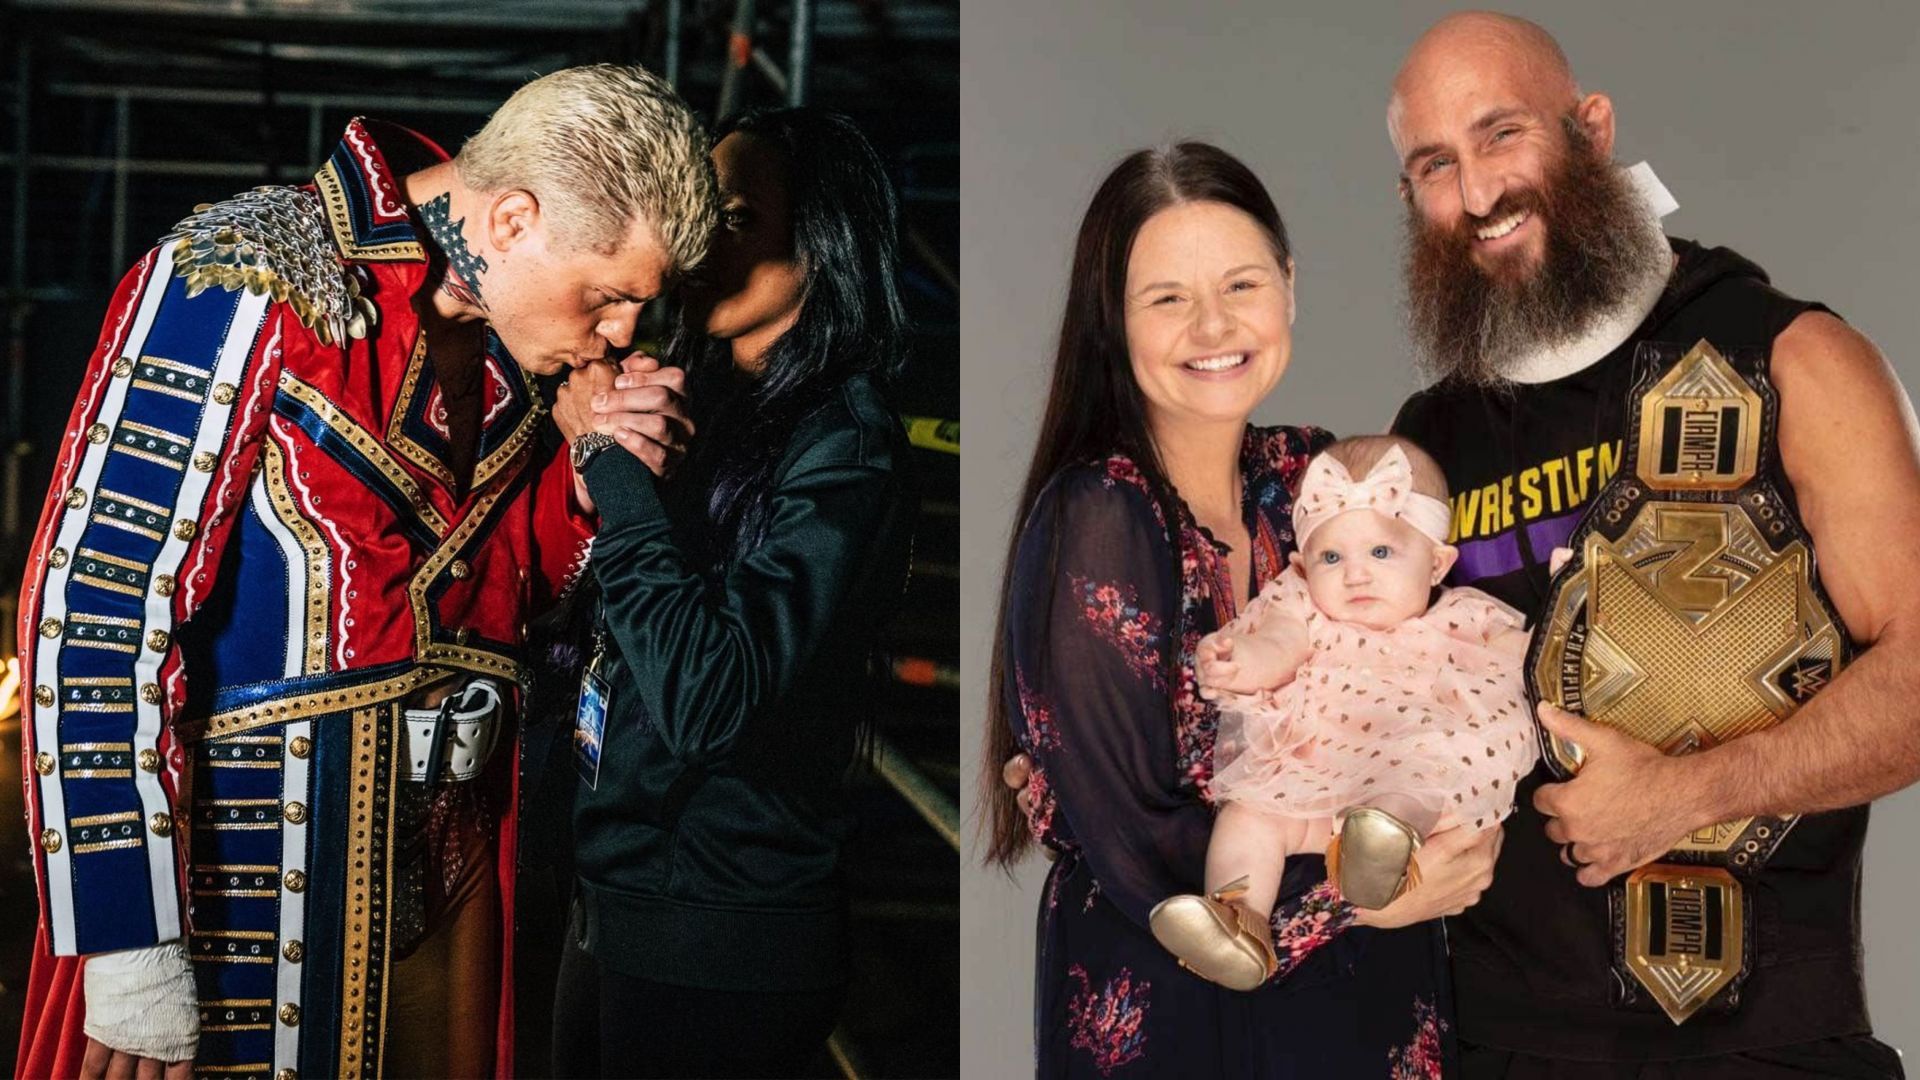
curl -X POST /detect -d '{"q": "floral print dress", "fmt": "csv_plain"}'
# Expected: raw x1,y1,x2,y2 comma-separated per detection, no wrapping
1006,426,1456,1079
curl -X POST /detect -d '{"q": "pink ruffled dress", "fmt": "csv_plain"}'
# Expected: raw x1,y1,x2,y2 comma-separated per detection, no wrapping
1210,572,1538,831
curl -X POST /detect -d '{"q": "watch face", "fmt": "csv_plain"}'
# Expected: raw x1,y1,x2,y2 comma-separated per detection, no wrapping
572,434,613,469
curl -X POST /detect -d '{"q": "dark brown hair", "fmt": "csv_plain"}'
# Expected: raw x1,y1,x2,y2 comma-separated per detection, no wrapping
980,142,1293,866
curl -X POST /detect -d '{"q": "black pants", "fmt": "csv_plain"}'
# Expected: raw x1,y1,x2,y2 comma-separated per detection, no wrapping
1460,1036,1906,1079
550,899,845,1079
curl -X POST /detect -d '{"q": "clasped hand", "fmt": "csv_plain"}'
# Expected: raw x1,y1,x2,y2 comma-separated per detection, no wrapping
552,354,695,511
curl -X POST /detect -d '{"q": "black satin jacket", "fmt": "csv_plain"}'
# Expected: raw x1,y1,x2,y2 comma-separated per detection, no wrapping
570,373,915,992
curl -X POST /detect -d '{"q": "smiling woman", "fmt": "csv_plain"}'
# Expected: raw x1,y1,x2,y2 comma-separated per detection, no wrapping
979,142,1472,1078
1124,202,1294,435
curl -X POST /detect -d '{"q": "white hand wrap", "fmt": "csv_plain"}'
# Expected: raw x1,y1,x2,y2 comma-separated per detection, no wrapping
83,939,199,1063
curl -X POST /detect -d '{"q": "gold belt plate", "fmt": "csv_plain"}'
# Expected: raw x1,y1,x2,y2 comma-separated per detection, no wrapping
1534,502,1843,794
1525,339,1855,1022
1624,865,1744,1024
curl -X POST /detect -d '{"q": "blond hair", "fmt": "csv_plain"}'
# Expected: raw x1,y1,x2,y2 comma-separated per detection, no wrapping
456,64,717,270
1316,434,1450,503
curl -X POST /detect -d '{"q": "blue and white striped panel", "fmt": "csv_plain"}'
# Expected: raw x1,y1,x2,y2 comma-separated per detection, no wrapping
189,726,289,1076
273,718,313,1075
33,244,273,956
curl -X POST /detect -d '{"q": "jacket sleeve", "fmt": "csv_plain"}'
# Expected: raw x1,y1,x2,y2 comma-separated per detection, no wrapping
526,435,599,616
1006,467,1356,973
581,431,901,769
16,243,284,956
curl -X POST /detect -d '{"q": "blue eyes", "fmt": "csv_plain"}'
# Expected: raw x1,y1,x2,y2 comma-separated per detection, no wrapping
1418,130,1521,177
1318,546,1393,565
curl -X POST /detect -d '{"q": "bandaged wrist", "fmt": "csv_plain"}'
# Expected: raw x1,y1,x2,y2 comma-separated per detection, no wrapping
83,938,199,1062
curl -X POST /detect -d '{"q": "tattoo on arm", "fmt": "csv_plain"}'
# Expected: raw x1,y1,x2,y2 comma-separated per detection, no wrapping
420,192,490,311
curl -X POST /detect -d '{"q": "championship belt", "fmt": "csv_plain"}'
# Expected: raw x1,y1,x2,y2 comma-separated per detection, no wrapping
1524,339,1852,1025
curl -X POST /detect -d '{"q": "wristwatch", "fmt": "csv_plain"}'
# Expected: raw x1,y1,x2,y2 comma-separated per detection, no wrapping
569,431,618,472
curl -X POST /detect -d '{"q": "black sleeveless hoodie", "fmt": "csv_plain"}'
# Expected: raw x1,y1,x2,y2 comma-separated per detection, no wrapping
1394,238,1868,1061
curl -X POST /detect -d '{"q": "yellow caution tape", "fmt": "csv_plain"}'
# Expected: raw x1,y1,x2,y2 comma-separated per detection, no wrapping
904,416,958,455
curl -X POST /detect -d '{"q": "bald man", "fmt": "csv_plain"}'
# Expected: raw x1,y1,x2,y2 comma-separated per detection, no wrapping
1390,11,1914,1078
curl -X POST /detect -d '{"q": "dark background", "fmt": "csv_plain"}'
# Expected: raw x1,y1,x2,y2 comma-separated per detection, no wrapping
0,1,958,1076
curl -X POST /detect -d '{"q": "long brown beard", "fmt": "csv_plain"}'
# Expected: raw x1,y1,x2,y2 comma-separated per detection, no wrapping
1402,121,1669,386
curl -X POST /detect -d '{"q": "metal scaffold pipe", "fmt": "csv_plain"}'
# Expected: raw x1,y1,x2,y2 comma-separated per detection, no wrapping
715,0,758,122
664,0,683,87
869,730,959,851
788,0,813,105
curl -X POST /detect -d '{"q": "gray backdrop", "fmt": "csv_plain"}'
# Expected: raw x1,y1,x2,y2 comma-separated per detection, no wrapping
958,2,1920,1075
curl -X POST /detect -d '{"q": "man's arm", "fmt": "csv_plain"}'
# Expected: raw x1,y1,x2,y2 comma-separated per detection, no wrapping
17,239,289,1069
21,244,284,954
1537,312,1920,883
1701,311,1920,814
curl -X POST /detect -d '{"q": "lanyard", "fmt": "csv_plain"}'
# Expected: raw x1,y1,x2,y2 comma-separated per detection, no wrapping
586,615,610,679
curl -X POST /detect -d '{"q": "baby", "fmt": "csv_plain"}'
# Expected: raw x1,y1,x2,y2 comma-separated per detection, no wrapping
1150,435,1537,990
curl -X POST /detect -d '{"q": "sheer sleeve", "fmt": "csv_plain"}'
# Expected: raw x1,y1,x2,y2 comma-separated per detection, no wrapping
1006,466,1356,969
1006,467,1200,920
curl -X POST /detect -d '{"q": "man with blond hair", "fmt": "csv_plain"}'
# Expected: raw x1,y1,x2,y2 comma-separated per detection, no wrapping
14,62,715,1079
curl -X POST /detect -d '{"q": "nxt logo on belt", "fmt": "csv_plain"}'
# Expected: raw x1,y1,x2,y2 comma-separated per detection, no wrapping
1527,338,1850,1028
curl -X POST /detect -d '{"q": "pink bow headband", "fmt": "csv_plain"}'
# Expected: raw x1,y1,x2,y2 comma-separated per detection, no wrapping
1291,445,1452,548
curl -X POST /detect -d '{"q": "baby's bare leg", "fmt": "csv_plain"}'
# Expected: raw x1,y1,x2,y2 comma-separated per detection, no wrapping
1206,804,1321,921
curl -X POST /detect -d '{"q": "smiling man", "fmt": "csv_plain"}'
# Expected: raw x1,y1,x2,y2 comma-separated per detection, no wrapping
1390,12,1918,1078
14,63,713,1080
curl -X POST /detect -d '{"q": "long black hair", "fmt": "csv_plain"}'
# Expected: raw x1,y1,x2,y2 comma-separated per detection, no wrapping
526,109,905,791
667,106,908,574
980,142,1293,866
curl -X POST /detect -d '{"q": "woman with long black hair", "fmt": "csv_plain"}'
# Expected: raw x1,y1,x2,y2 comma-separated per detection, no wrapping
548,106,916,1078
980,143,1499,1077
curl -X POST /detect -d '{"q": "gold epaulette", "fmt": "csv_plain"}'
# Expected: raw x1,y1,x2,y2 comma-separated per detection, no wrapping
159,185,377,347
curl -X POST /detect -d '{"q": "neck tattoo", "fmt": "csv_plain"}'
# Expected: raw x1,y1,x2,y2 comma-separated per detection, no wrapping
420,192,490,312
